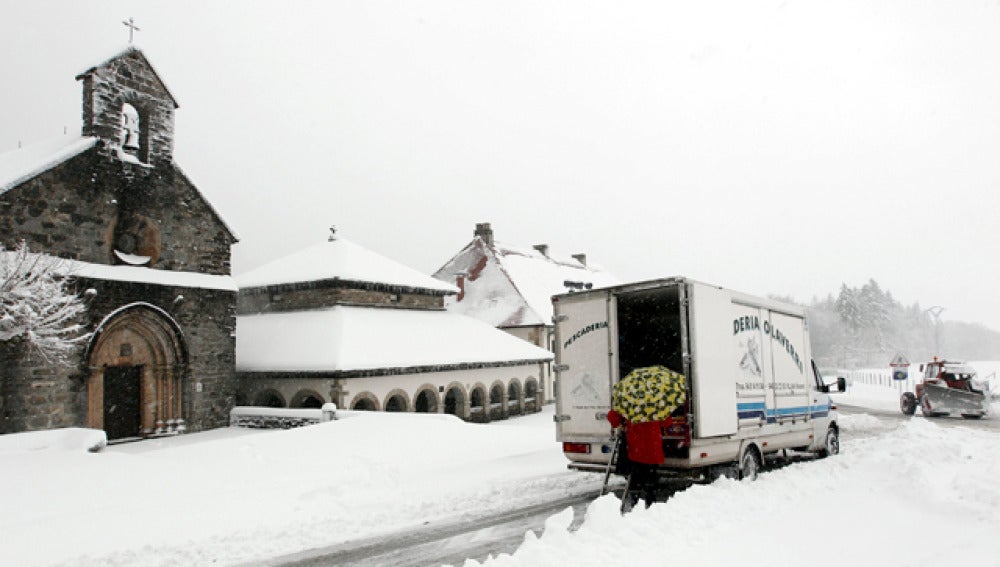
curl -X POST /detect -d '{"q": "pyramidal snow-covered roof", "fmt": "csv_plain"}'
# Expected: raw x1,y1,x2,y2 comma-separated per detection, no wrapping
236,306,552,373
236,236,459,294
0,136,98,195
435,237,620,327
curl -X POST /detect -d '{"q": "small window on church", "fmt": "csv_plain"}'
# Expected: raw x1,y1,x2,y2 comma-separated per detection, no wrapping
120,103,141,157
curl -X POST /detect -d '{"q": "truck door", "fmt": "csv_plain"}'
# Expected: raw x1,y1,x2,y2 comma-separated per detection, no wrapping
688,282,739,437
553,291,615,441
731,303,773,430
766,311,811,428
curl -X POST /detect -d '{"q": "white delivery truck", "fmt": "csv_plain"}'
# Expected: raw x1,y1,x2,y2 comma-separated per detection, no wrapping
553,277,843,482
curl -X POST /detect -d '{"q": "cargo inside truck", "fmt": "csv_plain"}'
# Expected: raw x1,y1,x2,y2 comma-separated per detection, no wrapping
615,285,685,381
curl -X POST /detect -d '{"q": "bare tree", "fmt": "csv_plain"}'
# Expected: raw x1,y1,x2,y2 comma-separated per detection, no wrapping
0,242,91,364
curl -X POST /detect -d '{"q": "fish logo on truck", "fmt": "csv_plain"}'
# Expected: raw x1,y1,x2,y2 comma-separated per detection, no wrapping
733,316,804,373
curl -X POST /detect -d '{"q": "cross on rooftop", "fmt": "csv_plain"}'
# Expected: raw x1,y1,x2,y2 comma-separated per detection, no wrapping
122,17,140,44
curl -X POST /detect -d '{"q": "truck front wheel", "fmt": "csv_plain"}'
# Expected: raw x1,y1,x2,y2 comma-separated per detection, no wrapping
819,427,839,458
739,447,762,481
900,392,917,415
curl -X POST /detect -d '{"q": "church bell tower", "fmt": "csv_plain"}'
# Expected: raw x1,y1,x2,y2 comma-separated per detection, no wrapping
76,46,179,166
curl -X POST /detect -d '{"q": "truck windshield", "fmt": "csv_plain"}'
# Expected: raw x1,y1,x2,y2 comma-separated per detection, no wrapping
941,364,976,379
811,360,826,390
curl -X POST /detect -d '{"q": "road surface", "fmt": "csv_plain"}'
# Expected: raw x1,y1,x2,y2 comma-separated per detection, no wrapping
264,404,997,566
264,489,603,567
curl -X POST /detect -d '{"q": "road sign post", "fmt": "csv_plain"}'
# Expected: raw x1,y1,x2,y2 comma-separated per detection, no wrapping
890,353,911,395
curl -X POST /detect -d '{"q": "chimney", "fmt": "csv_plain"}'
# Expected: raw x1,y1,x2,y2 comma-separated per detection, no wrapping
474,222,494,246
572,253,587,267
533,244,549,257
455,270,468,302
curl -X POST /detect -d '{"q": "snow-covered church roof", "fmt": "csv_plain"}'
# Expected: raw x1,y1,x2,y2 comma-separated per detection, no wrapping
236,306,552,373
434,235,620,327
0,249,237,291
0,136,98,195
236,235,459,294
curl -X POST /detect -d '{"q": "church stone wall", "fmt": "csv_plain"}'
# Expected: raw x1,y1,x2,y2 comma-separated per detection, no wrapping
0,341,87,434
82,279,238,433
0,150,234,275
0,151,117,263
0,279,236,435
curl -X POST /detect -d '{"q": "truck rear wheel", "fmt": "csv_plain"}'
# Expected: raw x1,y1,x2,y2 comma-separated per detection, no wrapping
739,447,762,481
900,392,917,416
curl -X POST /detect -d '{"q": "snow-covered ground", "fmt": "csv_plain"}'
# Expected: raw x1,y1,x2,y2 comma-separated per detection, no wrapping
2,382,999,567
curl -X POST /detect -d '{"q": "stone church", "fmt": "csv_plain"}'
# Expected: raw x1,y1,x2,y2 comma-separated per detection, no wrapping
0,47,239,440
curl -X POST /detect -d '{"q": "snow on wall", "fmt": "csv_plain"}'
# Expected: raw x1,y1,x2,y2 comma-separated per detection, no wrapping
236,305,553,373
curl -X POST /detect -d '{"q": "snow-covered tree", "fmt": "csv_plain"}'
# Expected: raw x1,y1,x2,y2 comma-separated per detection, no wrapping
0,242,90,364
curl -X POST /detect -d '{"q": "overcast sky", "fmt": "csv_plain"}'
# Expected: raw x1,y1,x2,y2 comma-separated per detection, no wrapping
1,1,998,331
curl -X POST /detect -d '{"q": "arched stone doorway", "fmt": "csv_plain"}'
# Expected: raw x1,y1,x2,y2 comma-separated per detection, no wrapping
85,303,187,441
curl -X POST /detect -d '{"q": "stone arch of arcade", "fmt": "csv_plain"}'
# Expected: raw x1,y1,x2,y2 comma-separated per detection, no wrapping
350,391,380,411
488,380,506,421
254,389,286,408
85,303,187,440
443,382,467,418
290,389,325,409
507,378,523,416
383,389,410,412
414,384,439,413
468,383,488,422
524,377,539,412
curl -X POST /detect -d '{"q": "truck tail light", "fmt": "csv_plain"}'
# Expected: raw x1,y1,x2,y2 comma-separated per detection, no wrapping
665,422,690,440
563,442,591,454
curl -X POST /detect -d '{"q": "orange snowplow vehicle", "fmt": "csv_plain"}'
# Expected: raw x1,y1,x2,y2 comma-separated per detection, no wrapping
900,358,990,419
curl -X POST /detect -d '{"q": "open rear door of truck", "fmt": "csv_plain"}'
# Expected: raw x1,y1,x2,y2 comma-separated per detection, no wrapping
553,290,616,443
687,282,739,438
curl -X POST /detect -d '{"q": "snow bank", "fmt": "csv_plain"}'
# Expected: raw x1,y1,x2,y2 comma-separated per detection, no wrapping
470,417,1000,566
4,394,999,567
0,428,107,454
0,406,597,567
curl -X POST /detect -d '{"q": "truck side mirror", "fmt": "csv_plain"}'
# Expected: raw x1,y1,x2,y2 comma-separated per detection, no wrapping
836,376,846,392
